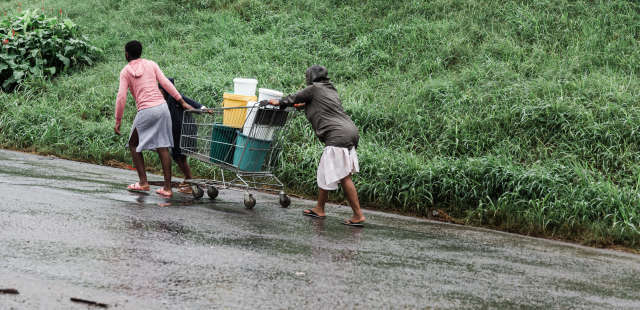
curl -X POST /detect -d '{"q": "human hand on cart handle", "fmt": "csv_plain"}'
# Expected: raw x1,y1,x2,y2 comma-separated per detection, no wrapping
264,99,305,108
200,105,214,114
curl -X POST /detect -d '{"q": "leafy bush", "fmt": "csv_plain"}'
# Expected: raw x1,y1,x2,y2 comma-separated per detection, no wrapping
0,9,100,91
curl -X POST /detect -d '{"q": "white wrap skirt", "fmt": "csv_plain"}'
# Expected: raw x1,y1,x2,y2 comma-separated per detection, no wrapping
317,146,359,190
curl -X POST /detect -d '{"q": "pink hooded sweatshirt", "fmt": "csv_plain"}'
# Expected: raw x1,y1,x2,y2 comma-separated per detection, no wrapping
114,58,182,126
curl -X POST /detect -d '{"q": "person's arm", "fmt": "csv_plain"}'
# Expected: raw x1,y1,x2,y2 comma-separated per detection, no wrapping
182,95,203,109
114,71,129,135
153,62,194,110
272,85,314,108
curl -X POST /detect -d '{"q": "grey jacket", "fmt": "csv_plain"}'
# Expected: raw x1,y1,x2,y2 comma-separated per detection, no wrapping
280,81,359,149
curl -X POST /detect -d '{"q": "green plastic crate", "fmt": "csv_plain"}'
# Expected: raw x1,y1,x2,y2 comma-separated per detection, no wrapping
233,132,272,172
209,124,236,164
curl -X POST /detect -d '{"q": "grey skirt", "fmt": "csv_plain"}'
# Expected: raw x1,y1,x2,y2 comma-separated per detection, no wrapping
129,103,174,152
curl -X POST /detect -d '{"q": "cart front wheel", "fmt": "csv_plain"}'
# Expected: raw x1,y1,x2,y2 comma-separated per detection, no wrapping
244,192,256,209
207,186,219,199
192,185,204,199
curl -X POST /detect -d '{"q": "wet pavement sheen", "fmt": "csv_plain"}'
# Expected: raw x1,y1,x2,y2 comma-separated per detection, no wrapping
0,149,639,309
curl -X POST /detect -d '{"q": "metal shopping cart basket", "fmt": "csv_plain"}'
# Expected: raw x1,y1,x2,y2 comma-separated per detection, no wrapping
179,103,293,208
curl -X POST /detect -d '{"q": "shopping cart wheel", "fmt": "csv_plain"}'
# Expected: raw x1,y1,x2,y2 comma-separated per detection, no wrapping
207,186,218,199
279,191,291,208
192,185,204,199
244,192,256,209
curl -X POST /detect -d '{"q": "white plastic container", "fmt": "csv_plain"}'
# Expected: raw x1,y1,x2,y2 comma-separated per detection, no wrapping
242,102,277,140
240,88,284,140
248,125,277,141
257,88,283,102
233,78,258,96
243,101,260,135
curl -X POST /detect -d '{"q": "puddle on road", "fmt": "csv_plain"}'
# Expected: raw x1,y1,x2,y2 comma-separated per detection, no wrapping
116,210,506,271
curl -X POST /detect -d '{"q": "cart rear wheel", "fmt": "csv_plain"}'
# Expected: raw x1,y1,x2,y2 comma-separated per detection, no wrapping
279,192,291,208
192,185,204,199
207,186,218,199
244,192,256,209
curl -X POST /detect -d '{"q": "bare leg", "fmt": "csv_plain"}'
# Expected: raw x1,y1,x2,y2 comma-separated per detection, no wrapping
129,129,148,186
340,175,365,222
156,147,172,192
176,156,193,180
316,188,328,214
175,156,193,193
304,188,328,217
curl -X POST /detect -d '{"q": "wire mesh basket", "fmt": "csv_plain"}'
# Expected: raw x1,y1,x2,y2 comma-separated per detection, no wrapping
180,104,294,208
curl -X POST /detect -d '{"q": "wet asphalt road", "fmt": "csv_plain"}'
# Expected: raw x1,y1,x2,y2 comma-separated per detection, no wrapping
0,149,639,309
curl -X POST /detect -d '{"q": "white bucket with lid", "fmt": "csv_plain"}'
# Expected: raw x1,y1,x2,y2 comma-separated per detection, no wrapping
233,78,258,96
258,88,283,102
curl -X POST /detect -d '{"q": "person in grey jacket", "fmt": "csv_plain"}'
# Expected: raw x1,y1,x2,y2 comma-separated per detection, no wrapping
267,65,365,226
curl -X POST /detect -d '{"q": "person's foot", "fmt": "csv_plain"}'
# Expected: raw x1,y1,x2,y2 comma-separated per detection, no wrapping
342,216,366,227
156,188,173,198
303,208,326,218
178,183,192,194
343,215,365,225
127,182,150,192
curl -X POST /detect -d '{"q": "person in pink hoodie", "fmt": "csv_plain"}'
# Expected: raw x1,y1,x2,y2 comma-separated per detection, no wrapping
114,40,193,198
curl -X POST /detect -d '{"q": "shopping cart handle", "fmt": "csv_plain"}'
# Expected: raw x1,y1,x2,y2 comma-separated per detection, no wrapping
259,100,286,109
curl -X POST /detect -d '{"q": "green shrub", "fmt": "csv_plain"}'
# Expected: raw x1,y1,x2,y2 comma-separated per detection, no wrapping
0,9,101,91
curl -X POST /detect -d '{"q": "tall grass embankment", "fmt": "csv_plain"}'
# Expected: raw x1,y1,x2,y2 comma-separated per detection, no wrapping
0,0,639,248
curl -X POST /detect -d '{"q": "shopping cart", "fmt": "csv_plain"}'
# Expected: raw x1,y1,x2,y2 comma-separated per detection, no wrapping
179,103,293,208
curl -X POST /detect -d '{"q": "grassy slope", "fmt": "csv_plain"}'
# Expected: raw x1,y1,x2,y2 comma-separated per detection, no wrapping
0,0,639,247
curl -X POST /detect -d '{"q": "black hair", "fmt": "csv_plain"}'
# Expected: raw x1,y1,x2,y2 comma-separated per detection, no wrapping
125,40,142,60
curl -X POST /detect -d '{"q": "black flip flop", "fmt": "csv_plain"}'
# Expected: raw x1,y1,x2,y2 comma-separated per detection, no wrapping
303,209,326,219
342,220,365,227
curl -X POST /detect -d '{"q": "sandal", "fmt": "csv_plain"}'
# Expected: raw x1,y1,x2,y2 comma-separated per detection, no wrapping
178,183,193,194
156,188,173,198
127,182,150,193
303,209,326,219
342,219,365,227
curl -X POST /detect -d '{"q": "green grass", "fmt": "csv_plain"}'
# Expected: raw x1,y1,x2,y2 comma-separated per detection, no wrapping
0,0,639,248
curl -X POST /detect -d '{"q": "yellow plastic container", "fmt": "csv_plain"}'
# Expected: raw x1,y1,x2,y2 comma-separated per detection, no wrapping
222,93,257,128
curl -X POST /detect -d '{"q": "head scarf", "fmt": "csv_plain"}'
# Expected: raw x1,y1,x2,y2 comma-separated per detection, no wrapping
305,65,329,85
